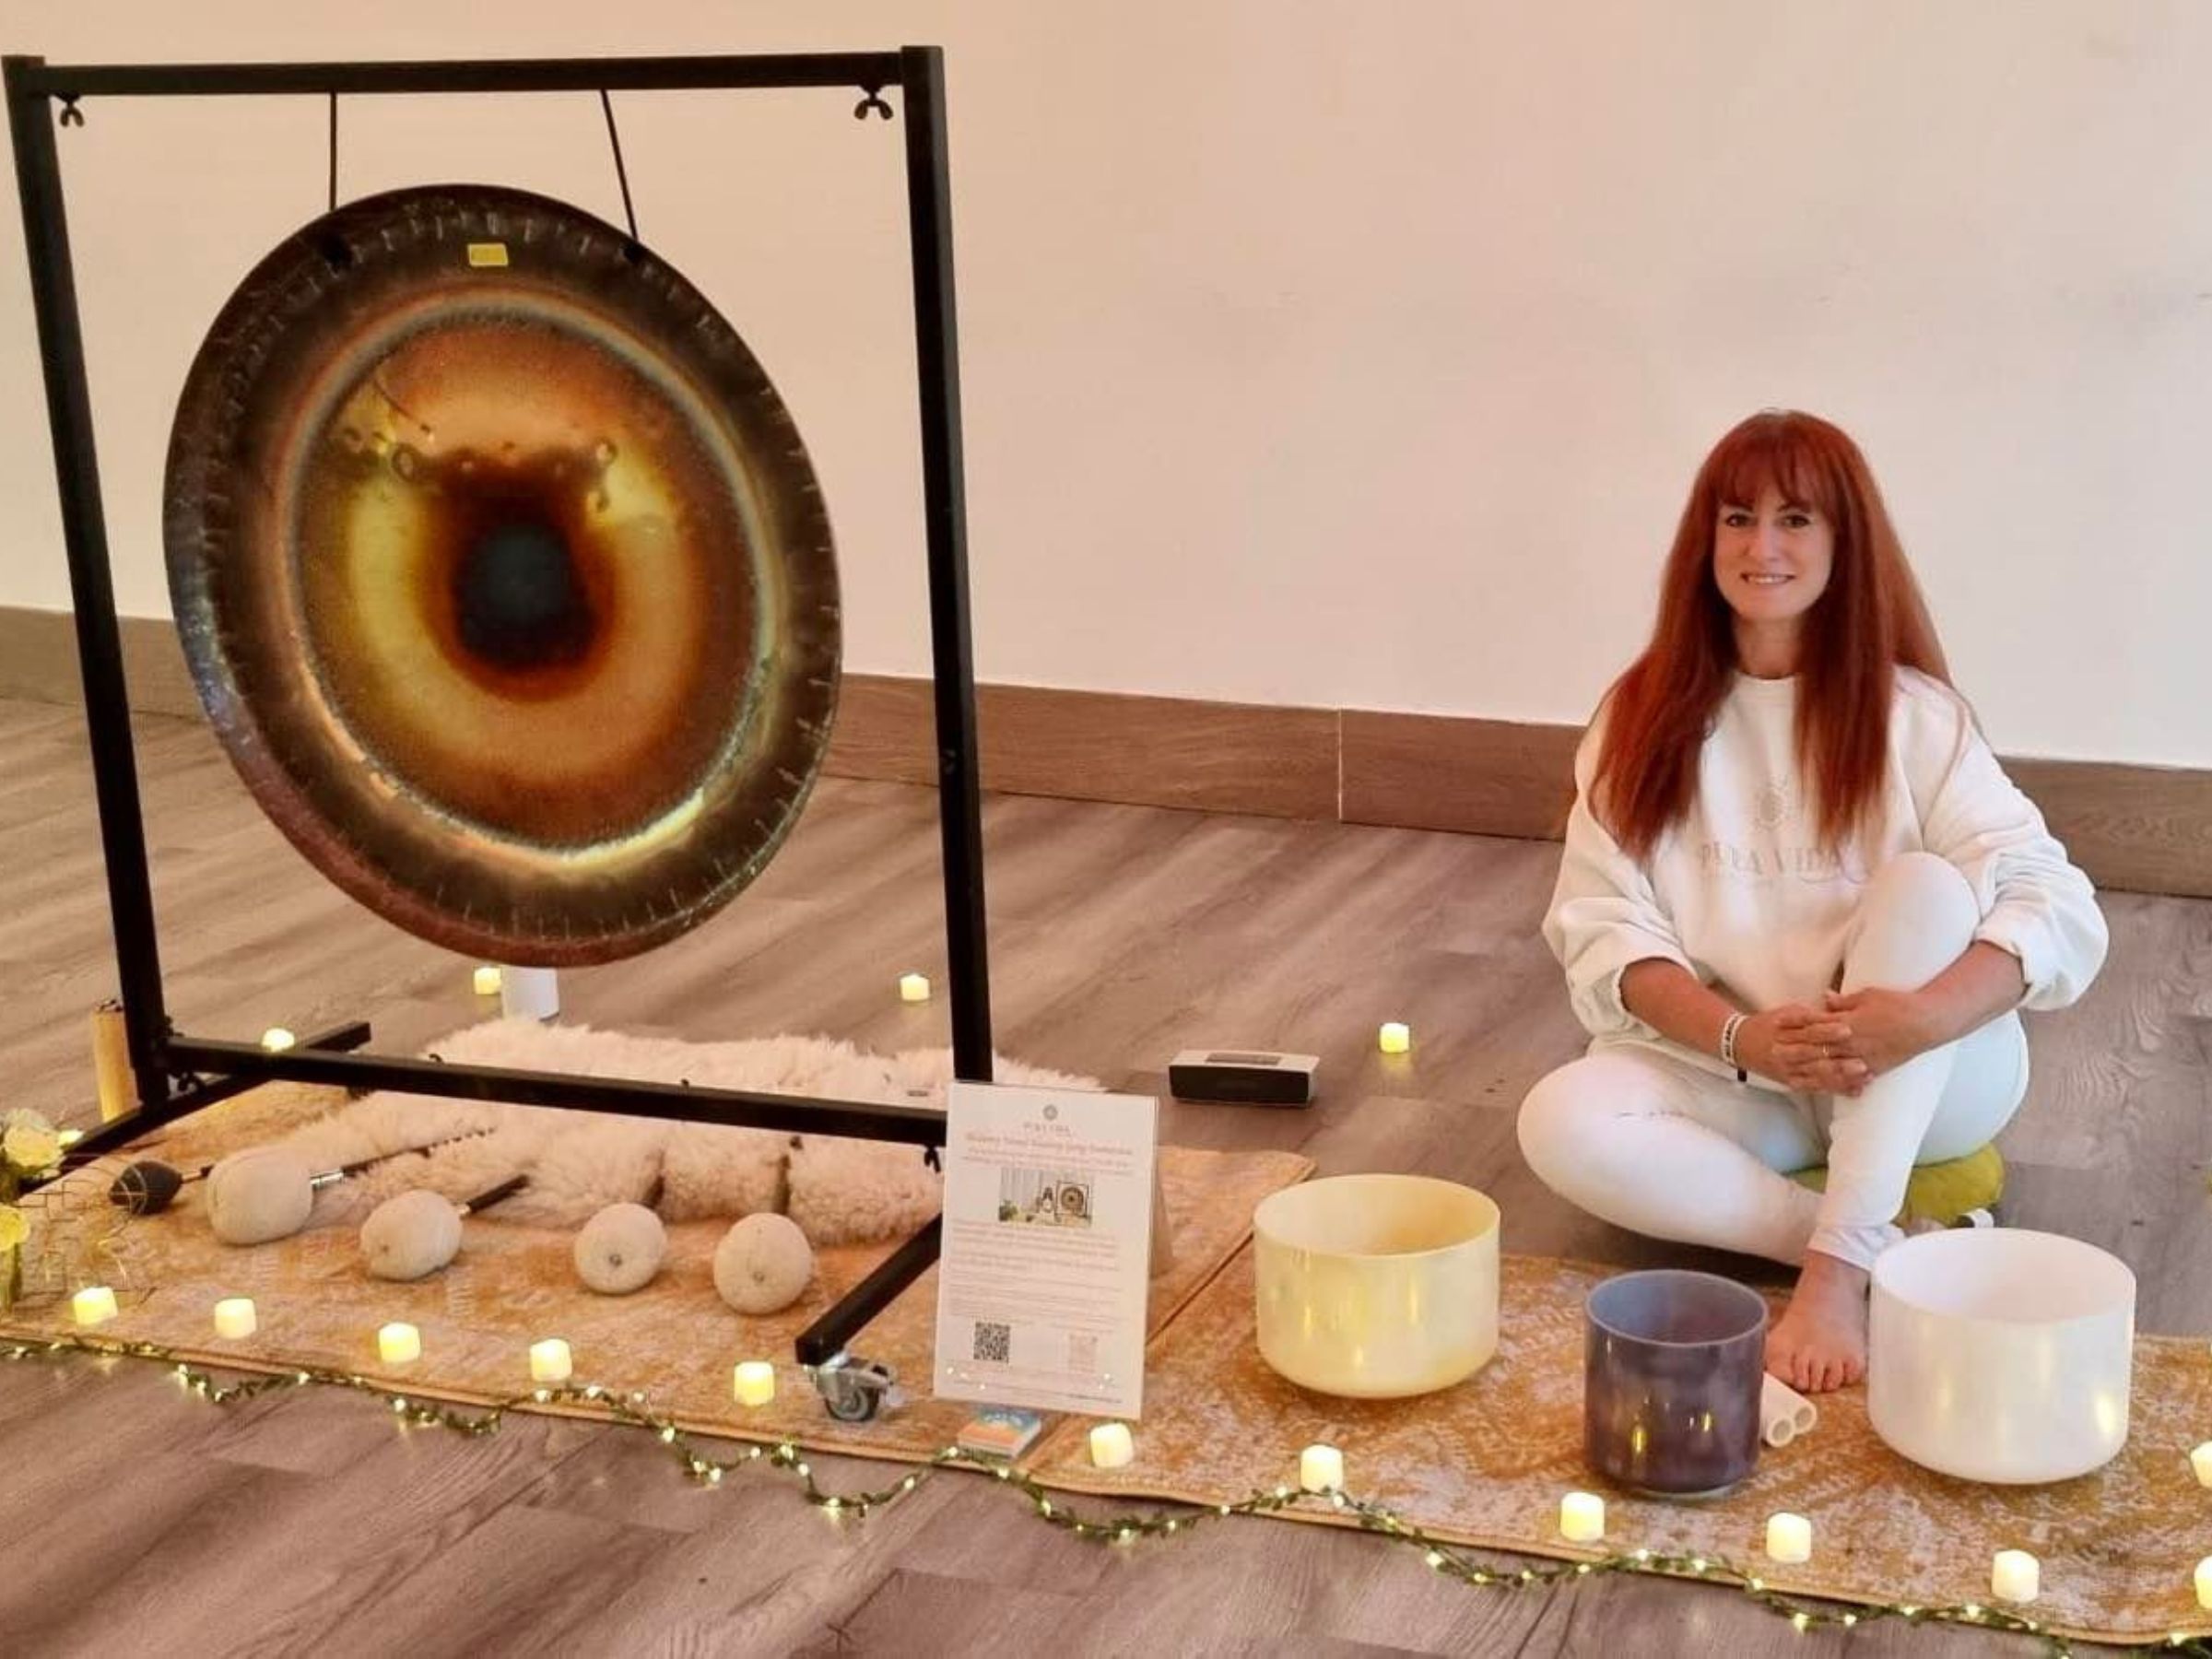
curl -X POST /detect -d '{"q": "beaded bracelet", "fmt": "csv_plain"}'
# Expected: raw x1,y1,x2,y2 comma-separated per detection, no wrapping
1719,1011,1748,1084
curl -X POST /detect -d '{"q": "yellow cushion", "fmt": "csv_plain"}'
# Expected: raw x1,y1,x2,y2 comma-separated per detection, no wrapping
1788,1143,2005,1226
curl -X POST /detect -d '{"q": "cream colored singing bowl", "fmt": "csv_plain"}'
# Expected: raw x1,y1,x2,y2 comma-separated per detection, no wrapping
1253,1173,1500,1399
1869,1229,2136,1484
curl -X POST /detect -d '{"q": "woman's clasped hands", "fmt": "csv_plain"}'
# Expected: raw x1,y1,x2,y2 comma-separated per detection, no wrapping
1739,987,1942,1096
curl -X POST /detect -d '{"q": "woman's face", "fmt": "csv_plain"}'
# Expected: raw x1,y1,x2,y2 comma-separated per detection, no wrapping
1712,481,1835,639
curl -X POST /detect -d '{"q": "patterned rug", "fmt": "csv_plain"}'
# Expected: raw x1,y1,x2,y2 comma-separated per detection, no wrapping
0,1067,1310,1465
8,1053,2208,1644
1024,1249,2212,1646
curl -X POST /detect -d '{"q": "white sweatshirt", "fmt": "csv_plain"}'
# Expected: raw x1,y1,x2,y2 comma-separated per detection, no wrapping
1544,669,2109,1060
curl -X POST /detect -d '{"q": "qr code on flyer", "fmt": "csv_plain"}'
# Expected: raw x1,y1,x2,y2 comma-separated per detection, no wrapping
971,1320,1012,1363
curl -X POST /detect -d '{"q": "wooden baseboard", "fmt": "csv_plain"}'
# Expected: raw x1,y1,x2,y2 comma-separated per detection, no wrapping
0,605,201,719
827,674,1338,820
6,604,2206,897
1340,710,1577,842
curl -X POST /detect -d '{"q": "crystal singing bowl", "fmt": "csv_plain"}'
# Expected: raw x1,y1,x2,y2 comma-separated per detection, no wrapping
1869,1229,2136,1484
1253,1174,1500,1398
1583,1269,1768,1497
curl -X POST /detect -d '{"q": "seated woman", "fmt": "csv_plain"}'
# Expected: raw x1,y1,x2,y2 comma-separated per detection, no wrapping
1517,409,2108,1394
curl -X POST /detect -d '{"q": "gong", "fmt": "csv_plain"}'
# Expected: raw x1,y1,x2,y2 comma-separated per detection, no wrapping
163,184,840,966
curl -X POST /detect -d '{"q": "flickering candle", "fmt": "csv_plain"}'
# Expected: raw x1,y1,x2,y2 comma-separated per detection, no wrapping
1088,1421,1135,1469
213,1297,257,1339
899,971,931,1004
1764,1512,1812,1564
71,1286,118,1326
1992,1548,2040,1605
2192,1441,2212,1488
1559,1491,1605,1543
1378,1021,1411,1055
733,1361,776,1406
529,1338,572,1383
377,1322,422,1364
2196,1556,2212,1611
473,965,503,996
260,1027,297,1053
1299,1443,1345,1493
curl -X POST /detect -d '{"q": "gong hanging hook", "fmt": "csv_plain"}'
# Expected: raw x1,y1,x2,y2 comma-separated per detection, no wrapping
57,95,85,128
853,86,893,122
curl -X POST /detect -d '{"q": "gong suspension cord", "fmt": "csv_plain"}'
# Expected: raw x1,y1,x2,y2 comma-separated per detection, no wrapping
597,89,641,250
327,93,338,213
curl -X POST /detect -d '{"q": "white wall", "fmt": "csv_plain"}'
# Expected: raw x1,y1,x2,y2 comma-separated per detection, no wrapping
4,2,2207,763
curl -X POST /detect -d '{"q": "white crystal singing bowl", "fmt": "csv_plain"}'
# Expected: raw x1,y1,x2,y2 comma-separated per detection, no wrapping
1869,1229,2136,1484
1253,1173,1500,1399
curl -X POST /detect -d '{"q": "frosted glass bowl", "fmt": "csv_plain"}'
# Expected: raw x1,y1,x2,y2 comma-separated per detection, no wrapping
1869,1229,2136,1484
1253,1173,1500,1398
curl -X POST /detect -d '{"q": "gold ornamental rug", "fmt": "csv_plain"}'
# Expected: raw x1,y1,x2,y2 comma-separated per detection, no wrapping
1024,1249,2212,1646
0,1077,1311,1465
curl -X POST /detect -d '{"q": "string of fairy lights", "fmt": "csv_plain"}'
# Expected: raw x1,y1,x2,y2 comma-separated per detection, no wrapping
5,1334,2206,1658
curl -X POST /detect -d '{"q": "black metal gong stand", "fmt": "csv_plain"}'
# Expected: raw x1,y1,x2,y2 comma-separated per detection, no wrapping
4,49,992,1393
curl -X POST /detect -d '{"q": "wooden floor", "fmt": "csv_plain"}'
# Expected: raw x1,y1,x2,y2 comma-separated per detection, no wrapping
3,693,2207,1656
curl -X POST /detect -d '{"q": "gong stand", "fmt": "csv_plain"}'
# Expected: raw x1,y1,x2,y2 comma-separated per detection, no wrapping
5,49,989,1382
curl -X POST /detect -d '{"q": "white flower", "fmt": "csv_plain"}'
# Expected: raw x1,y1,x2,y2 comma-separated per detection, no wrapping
2,1112,63,1175
0,1205,26,1251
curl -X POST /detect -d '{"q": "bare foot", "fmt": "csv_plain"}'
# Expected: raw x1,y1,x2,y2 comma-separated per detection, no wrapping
1766,1251,1870,1394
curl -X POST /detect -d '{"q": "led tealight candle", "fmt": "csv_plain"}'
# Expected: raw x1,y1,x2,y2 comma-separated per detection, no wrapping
71,1286,118,1326
1088,1421,1135,1469
1559,1491,1605,1543
260,1027,297,1053
899,971,931,1004
1378,1021,1411,1055
733,1360,776,1406
2193,1441,2212,1488
213,1297,257,1339
473,965,503,996
377,1322,421,1364
1299,1443,1345,1493
1764,1512,1812,1564
529,1339,572,1383
1992,1548,2040,1605
2196,1556,2212,1612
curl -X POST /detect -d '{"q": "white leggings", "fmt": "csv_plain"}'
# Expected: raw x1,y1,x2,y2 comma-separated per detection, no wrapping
1517,853,2029,1270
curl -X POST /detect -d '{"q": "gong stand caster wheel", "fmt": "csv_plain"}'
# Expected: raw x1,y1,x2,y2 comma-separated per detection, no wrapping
807,1354,904,1423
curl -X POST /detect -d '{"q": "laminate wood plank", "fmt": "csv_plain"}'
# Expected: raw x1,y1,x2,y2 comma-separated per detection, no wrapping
786,1569,1084,1657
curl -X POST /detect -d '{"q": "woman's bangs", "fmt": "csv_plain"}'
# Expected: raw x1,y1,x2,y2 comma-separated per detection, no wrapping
1710,421,1839,520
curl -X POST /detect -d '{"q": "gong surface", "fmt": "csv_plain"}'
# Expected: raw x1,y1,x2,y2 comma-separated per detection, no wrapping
164,184,840,965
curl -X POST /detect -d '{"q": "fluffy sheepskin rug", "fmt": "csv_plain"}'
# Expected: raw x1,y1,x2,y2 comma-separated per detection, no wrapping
265,1019,1099,1247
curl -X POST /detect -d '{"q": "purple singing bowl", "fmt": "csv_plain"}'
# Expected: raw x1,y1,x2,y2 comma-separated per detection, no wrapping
1583,1270,1769,1497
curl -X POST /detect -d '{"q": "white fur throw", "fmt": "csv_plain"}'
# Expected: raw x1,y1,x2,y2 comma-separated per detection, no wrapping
267,1019,1099,1246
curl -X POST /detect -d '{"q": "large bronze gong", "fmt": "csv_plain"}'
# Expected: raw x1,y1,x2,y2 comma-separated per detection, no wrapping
164,184,840,966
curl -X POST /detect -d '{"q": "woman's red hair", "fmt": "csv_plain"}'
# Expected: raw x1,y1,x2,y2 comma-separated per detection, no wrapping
1593,410,1950,863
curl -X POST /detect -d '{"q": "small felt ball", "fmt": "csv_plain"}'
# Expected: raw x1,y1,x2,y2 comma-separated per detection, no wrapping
574,1202,666,1294
712,1213,815,1315
360,1189,464,1281
110,1159,185,1215
206,1147,316,1245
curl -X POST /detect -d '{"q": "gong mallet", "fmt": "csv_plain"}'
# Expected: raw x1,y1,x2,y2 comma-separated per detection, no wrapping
111,1132,495,1220
360,1175,530,1282
185,1137,500,1245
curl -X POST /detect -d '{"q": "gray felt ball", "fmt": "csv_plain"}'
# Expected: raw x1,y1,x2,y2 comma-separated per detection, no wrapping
573,1203,667,1294
712,1213,815,1315
206,1147,316,1245
360,1189,464,1281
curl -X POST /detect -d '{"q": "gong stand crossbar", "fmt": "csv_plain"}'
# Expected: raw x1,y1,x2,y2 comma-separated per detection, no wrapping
5,47,994,1380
